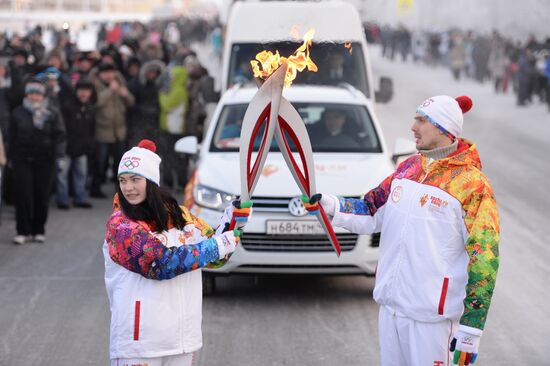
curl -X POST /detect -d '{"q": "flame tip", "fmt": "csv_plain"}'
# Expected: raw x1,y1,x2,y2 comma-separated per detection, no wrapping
251,28,317,87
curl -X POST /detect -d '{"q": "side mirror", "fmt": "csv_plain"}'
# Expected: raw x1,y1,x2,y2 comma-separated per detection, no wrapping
392,138,416,164
175,136,200,155
375,76,393,103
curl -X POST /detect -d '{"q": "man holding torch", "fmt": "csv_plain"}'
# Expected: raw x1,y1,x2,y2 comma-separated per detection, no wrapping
305,95,500,366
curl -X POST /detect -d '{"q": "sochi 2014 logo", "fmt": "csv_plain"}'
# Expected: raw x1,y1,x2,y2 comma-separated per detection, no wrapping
391,186,403,203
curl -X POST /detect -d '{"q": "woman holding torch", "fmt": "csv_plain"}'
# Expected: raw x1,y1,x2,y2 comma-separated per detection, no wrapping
103,139,251,366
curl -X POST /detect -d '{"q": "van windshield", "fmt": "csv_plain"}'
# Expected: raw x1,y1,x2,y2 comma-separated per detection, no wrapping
210,102,381,153
228,42,369,98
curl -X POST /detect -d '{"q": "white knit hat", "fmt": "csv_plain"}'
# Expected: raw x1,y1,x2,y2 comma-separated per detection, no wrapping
416,95,473,139
118,140,161,185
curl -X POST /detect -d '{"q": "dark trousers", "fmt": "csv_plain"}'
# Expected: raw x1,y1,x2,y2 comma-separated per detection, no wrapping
91,141,125,193
160,132,189,188
13,159,55,236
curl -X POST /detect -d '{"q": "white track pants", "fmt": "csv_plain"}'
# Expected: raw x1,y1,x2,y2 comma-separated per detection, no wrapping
111,352,194,366
379,305,457,366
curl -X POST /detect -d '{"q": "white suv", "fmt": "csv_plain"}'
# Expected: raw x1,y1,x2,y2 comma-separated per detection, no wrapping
176,84,413,288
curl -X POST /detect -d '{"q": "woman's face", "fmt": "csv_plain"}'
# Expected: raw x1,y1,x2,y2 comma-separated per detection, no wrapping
118,174,147,205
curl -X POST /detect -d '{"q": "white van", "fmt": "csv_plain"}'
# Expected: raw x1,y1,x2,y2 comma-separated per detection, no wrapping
176,83,414,293
221,0,393,102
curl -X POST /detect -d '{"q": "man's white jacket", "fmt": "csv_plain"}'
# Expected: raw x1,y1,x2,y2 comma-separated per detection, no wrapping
328,140,499,334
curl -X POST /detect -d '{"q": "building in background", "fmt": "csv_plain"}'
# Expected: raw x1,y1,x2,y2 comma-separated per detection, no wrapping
0,0,219,33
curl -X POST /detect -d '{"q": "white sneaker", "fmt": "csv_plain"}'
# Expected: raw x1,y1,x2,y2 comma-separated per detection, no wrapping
34,234,46,243
13,235,27,245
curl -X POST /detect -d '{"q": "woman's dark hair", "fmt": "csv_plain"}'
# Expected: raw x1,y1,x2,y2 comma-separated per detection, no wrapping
117,179,186,232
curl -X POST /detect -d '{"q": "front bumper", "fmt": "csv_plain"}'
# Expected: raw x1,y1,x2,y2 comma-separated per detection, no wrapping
193,205,378,275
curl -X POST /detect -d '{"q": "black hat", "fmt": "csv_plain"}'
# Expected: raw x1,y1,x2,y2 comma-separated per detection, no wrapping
75,79,94,90
127,56,141,67
13,48,29,58
77,51,96,62
97,62,117,72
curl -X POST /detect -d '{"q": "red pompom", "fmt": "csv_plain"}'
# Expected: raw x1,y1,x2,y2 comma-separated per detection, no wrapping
138,139,157,153
455,96,473,114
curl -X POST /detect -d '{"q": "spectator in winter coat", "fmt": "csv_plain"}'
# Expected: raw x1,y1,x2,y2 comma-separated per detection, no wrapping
517,49,536,106
70,51,98,86
184,56,209,141
159,65,189,188
0,62,11,131
90,62,134,198
9,79,66,244
127,60,164,146
545,55,550,111
7,48,33,109
0,61,12,210
123,56,141,83
449,37,466,81
0,64,7,211
57,79,96,209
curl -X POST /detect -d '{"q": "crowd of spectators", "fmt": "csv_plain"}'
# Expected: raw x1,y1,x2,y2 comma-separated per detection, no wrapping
0,17,221,244
364,23,550,110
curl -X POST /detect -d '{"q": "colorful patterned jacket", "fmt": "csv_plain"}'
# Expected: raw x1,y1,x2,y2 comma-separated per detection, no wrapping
103,199,237,358
105,196,234,280
330,139,499,335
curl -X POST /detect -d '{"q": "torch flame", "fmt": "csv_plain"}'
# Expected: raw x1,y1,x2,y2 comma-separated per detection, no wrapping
250,28,318,87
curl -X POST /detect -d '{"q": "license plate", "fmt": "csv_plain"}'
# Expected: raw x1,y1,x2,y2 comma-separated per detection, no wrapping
266,220,324,235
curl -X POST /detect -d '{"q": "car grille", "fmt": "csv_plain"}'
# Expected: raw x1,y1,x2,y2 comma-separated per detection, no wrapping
241,233,359,252
251,195,360,212
251,196,292,212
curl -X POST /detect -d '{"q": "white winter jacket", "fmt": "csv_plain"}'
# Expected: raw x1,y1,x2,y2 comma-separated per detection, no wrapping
103,204,237,359
328,141,499,332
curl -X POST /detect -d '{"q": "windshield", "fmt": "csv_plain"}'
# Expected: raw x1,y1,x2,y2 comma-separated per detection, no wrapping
210,102,381,153
228,42,369,98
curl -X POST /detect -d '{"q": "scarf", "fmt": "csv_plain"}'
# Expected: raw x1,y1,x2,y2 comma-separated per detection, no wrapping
419,140,459,162
23,97,51,130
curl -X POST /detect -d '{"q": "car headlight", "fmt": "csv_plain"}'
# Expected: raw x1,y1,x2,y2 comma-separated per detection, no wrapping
194,184,235,211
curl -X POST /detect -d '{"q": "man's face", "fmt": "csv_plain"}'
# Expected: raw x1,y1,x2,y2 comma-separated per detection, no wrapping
78,59,92,72
99,70,115,84
145,69,159,81
47,56,61,69
14,55,26,67
324,111,346,134
411,113,449,150
127,64,140,78
27,92,44,104
76,88,92,103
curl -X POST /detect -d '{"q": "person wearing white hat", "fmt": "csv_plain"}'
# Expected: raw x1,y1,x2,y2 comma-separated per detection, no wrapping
103,139,252,366
304,95,500,366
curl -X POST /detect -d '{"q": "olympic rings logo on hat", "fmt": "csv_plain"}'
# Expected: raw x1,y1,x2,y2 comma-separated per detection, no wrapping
421,98,435,107
124,160,140,169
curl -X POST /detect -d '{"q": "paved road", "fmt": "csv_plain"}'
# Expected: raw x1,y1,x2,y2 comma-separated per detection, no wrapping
0,45,548,365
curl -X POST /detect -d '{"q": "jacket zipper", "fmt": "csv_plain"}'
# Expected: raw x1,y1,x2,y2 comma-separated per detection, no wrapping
389,163,432,304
